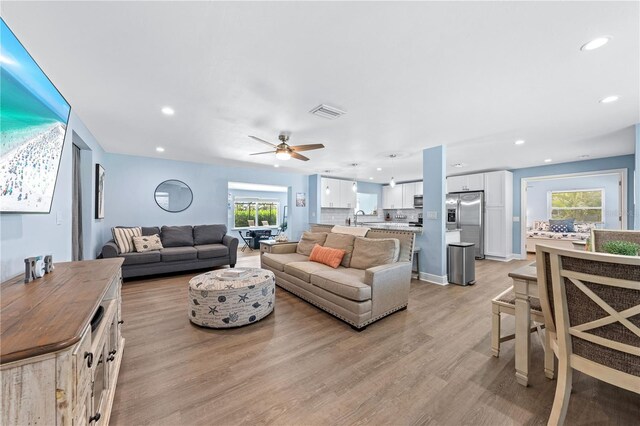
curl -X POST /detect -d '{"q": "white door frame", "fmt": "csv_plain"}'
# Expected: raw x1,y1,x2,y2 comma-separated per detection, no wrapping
519,168,628,258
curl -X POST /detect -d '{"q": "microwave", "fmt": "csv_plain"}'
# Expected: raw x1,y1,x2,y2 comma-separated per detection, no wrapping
413,195,423,208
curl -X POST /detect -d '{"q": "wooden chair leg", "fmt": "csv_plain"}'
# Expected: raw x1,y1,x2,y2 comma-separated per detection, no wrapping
547,357,572,426
491,305,500,357
544,329,555,379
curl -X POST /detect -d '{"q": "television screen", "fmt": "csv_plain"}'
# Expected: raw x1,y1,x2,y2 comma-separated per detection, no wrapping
0,18,71,213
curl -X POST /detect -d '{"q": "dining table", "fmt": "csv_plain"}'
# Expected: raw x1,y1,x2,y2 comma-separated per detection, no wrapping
507,262,555,386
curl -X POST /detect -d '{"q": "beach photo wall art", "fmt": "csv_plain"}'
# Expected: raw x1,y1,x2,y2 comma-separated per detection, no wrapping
0,18,71,213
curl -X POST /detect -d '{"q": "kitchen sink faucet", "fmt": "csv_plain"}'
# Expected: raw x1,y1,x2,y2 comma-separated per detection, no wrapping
354,210,365,226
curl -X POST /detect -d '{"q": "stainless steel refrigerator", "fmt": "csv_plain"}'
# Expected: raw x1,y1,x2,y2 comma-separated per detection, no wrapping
446,191,484,259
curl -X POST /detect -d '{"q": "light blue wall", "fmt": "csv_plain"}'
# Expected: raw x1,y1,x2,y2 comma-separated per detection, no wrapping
308,174,321,225
526,174,621,229
1,111,107,281
227,188,288,230
511,154,635,255
418,146,446,281
103,154,309,243
629,123,640,229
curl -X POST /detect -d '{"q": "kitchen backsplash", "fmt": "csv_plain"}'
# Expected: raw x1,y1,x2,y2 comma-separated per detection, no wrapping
320,208,382,225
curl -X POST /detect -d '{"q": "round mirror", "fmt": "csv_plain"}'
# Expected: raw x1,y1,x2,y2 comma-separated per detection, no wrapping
154,180,193,212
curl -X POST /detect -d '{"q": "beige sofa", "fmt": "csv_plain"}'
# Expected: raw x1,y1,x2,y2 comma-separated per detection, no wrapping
260,225,415,330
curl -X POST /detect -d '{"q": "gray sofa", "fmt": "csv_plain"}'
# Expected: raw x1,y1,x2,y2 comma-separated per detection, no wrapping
101,224,238,279
261,224,415,330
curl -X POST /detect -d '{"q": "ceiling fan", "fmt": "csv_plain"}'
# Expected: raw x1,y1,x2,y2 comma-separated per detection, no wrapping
248,134,325,161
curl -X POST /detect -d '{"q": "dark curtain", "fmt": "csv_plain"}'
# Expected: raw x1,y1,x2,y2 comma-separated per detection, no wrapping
72,145,83,261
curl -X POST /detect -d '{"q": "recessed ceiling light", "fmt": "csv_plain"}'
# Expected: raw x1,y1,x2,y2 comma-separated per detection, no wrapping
156,147,165,152
580,36,611,51
376,167,382,171
599,95,619,104
578,154,590,159
369,177,374,180
273,164,280,168
514,139,525,145
544,158,553,163
161,106,175,115
452,163,465,168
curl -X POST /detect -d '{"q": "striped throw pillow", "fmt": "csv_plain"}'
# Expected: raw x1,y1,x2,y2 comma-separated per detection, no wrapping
112,227,142,254
309,244,346,269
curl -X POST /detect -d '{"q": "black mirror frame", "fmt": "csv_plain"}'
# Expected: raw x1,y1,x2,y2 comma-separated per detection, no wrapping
154,179,193,213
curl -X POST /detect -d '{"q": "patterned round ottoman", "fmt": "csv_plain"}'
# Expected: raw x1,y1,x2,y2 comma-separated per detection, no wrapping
188,268,275,328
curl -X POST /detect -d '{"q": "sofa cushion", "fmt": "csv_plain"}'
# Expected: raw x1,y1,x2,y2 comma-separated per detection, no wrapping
133,234,164,253
193,224,226,245
112,226,142,253
261,253,309,272
161,225,194,247
310,268,371,302
160,246,198,262
296,231,328,256
350,237,400,270
195,244,229,259
142,226,160,236
309,244,345,269
324,233,356,267
120,251,161,265
284,261,336,283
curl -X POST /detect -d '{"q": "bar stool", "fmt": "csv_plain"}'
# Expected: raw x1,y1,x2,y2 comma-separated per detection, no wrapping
412,247,420,279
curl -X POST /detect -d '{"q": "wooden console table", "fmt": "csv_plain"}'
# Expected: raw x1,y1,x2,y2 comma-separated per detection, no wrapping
1,258,125,426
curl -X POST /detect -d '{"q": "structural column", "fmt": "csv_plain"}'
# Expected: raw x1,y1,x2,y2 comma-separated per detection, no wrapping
417,145,447,284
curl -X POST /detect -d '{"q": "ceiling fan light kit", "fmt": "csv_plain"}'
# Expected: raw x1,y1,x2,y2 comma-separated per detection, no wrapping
249,133,325,162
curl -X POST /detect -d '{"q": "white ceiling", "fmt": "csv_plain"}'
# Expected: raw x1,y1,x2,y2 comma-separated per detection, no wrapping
3,1,639,183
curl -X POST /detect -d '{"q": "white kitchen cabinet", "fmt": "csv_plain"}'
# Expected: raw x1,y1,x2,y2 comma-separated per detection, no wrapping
321,177,357,208
447,173,484,192
483,171,513,258
321,178,340,208
402,182,419,208
339,180,357,209
382,185,403,209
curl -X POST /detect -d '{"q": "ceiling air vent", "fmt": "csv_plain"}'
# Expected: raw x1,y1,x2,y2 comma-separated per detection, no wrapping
309,104,346,119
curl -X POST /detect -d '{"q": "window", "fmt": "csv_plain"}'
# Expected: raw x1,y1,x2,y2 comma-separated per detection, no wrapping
234,199,279,228
548,189,604,222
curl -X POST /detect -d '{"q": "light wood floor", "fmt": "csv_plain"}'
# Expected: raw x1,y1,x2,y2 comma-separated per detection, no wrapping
110,252,639,425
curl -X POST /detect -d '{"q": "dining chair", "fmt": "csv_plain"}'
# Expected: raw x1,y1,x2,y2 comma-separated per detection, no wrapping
248,220,255,227
238,230,253,252
591,229,640,253
261,220,269,226
538,245,640,426
491,286,547,358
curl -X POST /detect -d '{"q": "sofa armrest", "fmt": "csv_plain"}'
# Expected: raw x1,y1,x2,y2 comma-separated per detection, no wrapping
101,240,120,258
365,262,412,318
270,243,298,254
223,235,239,266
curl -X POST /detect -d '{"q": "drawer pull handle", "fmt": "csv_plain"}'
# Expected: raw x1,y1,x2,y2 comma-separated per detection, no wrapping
107,354,115,362
84,352,93,368
109,349,117,356
118,320,124,325
89,412,101,423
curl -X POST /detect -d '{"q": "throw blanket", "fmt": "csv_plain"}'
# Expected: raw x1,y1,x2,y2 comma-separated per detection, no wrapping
331,225,369,237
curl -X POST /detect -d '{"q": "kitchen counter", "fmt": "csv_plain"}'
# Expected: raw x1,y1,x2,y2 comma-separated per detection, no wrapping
314,222,423,234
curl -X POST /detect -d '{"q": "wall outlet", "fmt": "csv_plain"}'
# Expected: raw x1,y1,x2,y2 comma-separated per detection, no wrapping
513,216,520,222
426,211,438,220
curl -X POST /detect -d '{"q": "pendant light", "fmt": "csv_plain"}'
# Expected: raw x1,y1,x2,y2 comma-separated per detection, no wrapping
388,154,397,187
351,163,359,192
325,185,330,195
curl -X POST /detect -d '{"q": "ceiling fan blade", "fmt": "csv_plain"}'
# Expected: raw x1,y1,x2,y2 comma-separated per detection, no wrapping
289,144,325,152
248,135,277,148
290,151,310,161
250,151,275,156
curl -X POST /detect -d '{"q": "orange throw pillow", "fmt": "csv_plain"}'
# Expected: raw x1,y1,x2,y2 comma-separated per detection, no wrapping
309,244,345,269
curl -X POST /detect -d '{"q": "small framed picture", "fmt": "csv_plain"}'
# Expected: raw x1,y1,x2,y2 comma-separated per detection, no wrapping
95,164,105,219
296,192,306,207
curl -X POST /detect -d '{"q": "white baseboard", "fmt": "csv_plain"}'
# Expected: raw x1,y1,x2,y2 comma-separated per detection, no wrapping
484,255,515,262
418,272,449,285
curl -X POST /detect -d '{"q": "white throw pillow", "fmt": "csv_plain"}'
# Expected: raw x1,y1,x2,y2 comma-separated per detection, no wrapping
133,234,163,253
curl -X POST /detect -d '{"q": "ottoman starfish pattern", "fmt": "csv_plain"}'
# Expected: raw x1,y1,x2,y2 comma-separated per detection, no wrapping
188,268,275,328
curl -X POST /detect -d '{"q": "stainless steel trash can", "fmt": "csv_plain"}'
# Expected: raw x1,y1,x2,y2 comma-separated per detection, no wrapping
447,242,476,285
